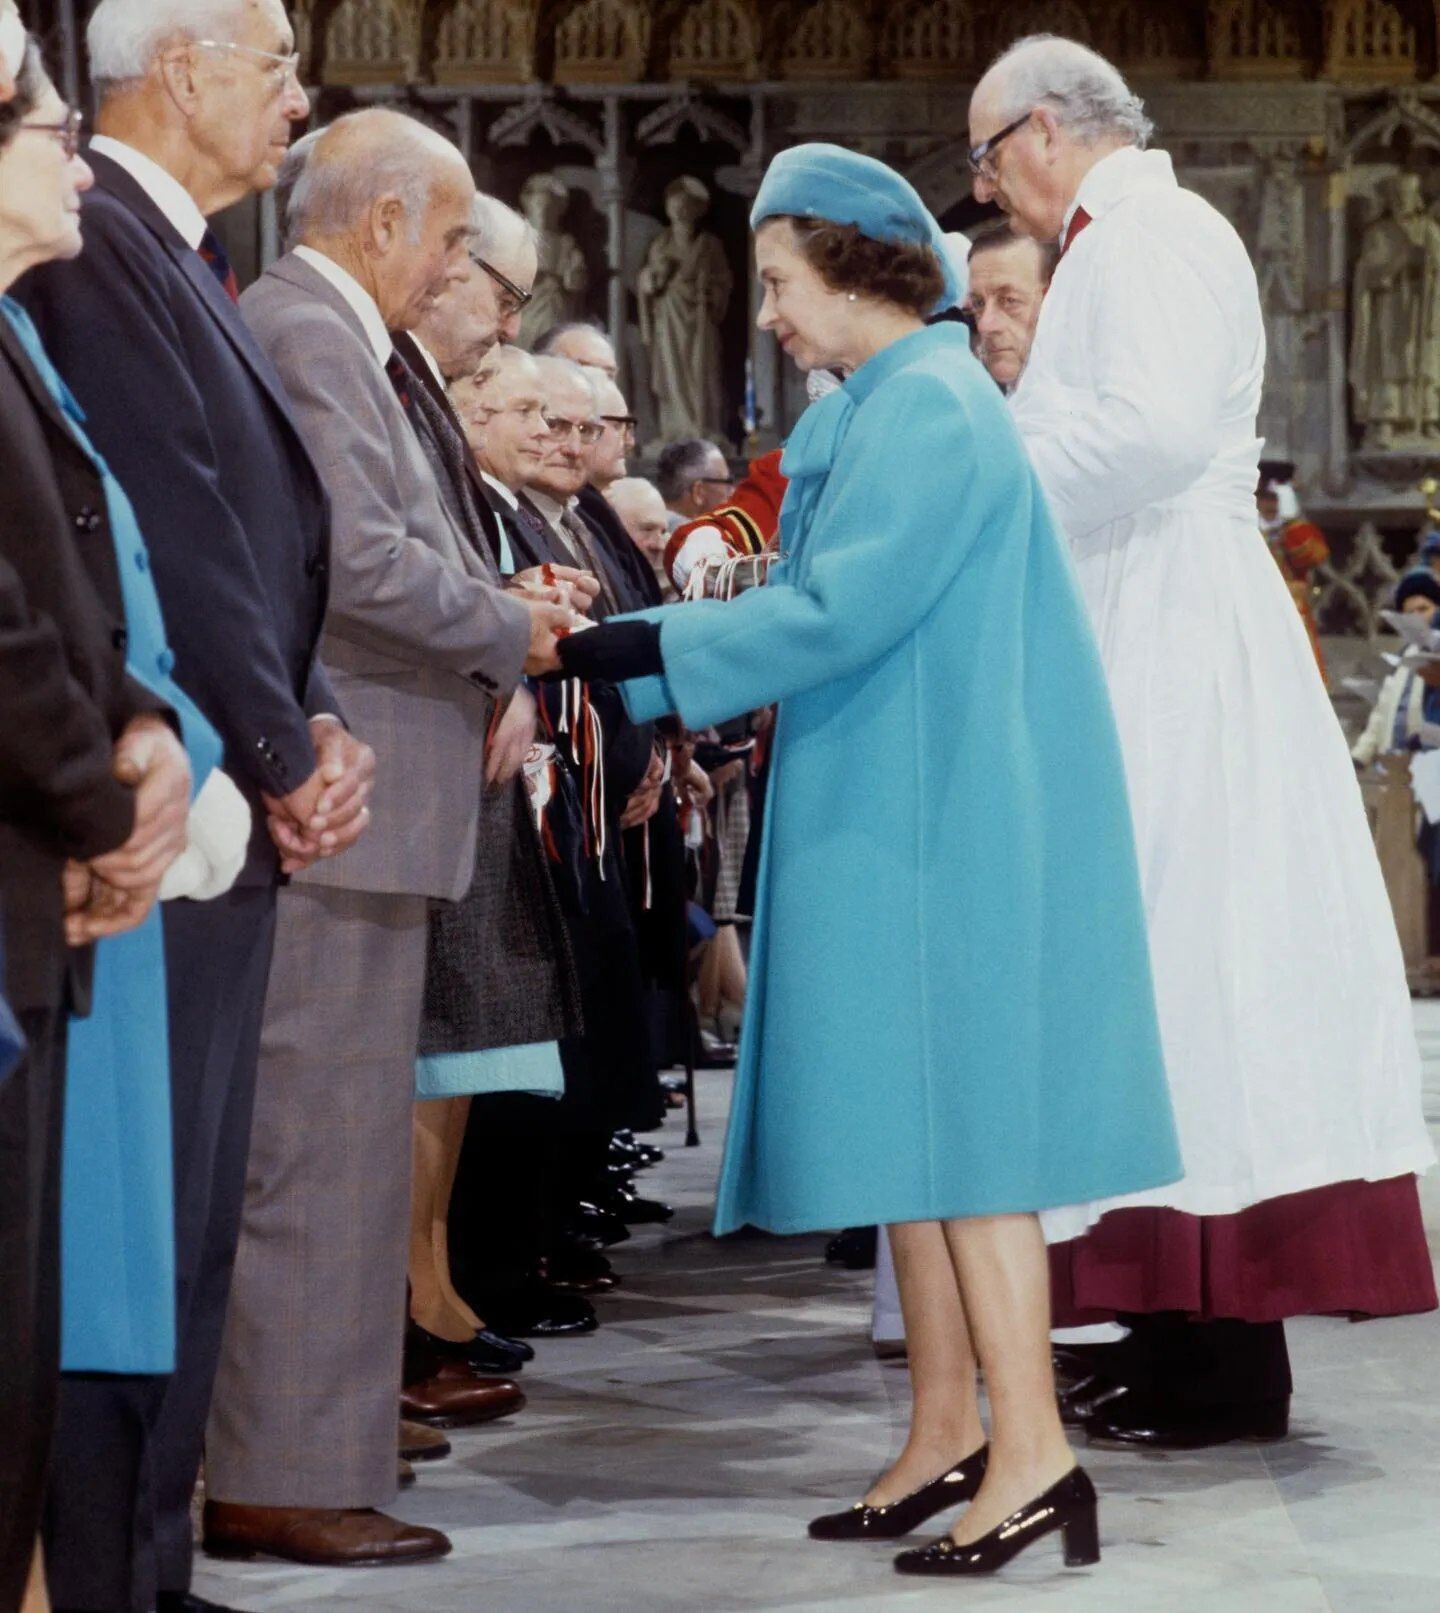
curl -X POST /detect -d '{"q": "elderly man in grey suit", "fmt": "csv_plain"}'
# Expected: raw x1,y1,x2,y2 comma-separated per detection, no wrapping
202,108,568,1570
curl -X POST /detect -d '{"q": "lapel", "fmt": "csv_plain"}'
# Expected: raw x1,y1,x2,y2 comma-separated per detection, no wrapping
482,484,548,572
86,150,311,443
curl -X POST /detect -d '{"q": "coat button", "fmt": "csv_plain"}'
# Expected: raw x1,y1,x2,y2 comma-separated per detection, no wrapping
74,507,102,533
112,627,128,651
134,551,149,572
305,554,328,578
156,648,175,676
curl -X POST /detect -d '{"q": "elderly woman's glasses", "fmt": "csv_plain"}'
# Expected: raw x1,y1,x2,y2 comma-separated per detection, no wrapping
543,412,603,445
191,39,302,90
472,255,532,319
967,111,1033,180
21,108,84,159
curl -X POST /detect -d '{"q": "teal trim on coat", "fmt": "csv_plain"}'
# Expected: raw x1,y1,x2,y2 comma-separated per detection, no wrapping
415,1039,563,1099
618,323,1182,1235
2,301,223,1374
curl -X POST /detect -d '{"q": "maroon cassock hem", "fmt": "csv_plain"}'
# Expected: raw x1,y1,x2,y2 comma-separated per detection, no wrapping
1049,1175,1437,1326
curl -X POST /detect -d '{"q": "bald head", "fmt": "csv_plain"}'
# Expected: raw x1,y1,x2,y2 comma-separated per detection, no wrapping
529,355,596,501
453,345,550,490
607,478,670,564
969,34,1151,244
416,193,538,380
534,321,618,379
289,108,475,333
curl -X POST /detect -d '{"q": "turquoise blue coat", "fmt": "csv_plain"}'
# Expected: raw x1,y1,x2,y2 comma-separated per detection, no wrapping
620,324,1182,1234
0,301,223,1374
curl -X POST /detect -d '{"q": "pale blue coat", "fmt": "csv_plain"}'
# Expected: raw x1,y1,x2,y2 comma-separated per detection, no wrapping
619,324,1182,1234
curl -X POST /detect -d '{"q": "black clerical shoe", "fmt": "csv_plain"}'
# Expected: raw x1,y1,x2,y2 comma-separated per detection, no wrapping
569,1200,632,1247
1059,1372,1130,1428
824,1226,878,1270
546,1243,620,1293
596,1182,675,1225
894,1466,1100,1576
808,1446,988,1541
1085,1392,1290,1450
156,1594,252,1613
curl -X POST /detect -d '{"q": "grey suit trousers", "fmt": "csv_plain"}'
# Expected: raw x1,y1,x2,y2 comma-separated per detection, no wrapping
205,883,428,1508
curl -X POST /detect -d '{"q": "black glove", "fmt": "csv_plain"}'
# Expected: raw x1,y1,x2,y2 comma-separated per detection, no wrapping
554,620,664,683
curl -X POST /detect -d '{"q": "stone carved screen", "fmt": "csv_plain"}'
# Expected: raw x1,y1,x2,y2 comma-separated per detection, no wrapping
554,0,651,82
433,0,535,82
320,0,416,83
1210,0,1308,76
1325,0,1420,81
780,0,873,79
882,0,982,78
667,0,759,78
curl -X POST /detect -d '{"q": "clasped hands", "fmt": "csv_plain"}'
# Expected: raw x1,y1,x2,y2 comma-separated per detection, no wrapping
262,716,377,876
511,563,601,677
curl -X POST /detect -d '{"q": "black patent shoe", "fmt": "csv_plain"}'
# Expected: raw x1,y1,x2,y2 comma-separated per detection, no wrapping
894,1465,1099,1576
1086,1392,1289,1450
1059,1373,1129,1428
467,1328,534,1373
597,1183,675,1225
808,1446,988,1541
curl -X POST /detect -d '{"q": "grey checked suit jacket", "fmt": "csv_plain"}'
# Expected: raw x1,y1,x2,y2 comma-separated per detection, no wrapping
241,252,531,901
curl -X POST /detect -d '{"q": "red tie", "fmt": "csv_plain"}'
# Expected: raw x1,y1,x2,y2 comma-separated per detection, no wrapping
198,228,240,304
1061,206,1093,259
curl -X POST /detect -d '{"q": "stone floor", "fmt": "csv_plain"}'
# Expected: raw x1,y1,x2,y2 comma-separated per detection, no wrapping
198,1009,1440,1613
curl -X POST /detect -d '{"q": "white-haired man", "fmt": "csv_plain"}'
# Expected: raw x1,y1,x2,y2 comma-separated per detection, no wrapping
533,316,618,379
970,35,1436,1449
17,6,378,1612
198,108,566,1570
607,476,674,598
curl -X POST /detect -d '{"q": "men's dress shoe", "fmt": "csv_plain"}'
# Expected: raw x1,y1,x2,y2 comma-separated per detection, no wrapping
1059,1373,1130,1428
155,1594,250,1613
894,1466,1100,1576
547,1243,618,1286
467,1327,534,1373
399,1372,526,1429
597,1183,675,1225
398,1419,451,1462
1085,1392,1290,1450
398,1458,415,1489
203,1502,451,1567
570,1200,631,1246
809,1446,988,1541
480,1282,599,1337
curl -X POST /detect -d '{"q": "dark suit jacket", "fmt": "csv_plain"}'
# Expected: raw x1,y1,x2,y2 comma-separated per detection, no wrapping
576,485,664,611
0,318,169,1012
16,148,335,885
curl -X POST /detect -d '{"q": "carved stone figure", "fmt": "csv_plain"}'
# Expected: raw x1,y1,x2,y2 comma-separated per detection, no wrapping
637,176,733,446
518,173,589,348
1350,172,1440,449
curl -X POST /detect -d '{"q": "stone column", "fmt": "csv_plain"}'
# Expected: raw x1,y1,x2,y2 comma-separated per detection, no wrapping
600,95,629,393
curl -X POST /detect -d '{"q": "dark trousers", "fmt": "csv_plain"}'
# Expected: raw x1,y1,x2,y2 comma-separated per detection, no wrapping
1114,1312,1293,1408
450,1092,560,1300
45,888,277,1613
0,1007,66,1613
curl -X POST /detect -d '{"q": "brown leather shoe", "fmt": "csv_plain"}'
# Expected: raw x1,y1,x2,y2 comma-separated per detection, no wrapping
398,1418,451,1463
400,1372,525,1429
202,1501,450,1567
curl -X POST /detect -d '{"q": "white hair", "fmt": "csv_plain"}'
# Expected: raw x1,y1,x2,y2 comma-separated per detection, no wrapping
470,193,535,262
274,127,322,251
987,34,1153,148
87,0,250,92
532,353,596,405
286,111,445,245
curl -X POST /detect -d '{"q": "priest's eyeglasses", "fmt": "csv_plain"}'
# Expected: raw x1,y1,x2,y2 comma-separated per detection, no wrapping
543,413,603,445
471,255,533,319
967,111,1033,180
191,40,303,91
22,108,84,159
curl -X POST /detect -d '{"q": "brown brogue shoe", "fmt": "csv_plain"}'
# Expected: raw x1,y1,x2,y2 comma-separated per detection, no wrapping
202,1502,450,1567
398,1418,451,1462
399,1372,525,1429
398,1459,415,1489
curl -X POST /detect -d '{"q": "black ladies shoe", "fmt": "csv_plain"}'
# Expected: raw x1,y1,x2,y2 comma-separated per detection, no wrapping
893,1466,1099,1576
466,1328,535,1373
808,1446,988,1541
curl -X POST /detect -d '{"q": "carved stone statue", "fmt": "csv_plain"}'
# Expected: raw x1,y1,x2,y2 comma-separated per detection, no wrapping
518,173,589,348
1350,172,1440,450
637,176,733,447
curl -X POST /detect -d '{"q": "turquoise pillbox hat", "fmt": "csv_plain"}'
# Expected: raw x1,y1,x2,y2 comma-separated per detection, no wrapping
750,142,962,315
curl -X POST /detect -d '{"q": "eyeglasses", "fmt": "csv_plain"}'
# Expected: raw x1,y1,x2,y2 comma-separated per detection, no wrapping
21,108,84,159
695,475,735,489
191,39,302,90
967,110,1033,180
600,413,638,435
472,255,532,319
542,412,603,445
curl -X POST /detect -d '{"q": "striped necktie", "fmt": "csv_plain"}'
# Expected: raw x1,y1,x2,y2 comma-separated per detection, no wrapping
198,228,240,304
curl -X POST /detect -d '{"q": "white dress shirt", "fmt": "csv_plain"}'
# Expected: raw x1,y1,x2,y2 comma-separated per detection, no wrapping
292,245,392,368
89,134,208,251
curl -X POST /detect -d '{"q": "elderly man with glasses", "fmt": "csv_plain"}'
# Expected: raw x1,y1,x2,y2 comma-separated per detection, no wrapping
15,4,378,1611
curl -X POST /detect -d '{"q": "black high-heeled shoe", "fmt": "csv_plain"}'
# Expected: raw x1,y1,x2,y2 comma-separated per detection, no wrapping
807,1445,988,1541
893,1465,1099,1575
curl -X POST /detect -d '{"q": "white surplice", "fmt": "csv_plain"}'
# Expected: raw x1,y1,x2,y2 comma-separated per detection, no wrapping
1012,146,1435,1242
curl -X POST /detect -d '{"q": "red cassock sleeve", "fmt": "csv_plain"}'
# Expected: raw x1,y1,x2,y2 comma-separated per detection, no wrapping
664,449,790,584
1280,519,1330,577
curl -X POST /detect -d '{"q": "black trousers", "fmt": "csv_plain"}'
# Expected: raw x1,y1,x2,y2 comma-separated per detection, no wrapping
0,1007,66,1613
1112,1312,1293,1408
45,888,277,1613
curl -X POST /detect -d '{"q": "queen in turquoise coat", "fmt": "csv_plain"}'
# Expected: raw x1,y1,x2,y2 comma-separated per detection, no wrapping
555,144,1181,1572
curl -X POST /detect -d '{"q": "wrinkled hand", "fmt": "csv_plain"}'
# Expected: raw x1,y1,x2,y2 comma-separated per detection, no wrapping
486,686,537,789
63,861,158,945
509,563,601,617
523,600,575,677
680,758,714,809
89,714,192,892
709,758,745,791
620,746,666,830
262,718,375,875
